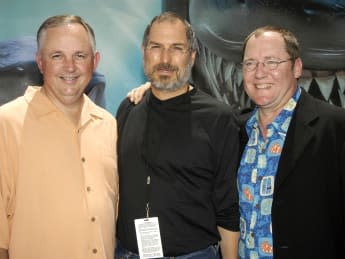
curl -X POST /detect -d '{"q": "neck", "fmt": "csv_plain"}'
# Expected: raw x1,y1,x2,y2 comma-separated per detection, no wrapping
61,104,83,127
258,87,298,138
151,84,192,100
258,108,281,139
42,88,83,127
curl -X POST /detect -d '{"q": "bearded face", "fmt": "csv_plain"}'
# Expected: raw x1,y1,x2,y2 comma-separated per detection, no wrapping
142,19,196,94
144,55,194,92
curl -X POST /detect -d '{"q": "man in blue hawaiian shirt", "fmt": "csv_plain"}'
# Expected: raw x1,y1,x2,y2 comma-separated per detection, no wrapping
238,25,345,259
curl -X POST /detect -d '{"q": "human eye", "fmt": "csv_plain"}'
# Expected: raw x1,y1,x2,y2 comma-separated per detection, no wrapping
265,60,279,65
244,60,254,66
170,44,187,55
243,60,257,70
173,45,184,51
147,44,161,51
152,45,161,49
50,53,63,60
74,52,88,61
265,60,279,69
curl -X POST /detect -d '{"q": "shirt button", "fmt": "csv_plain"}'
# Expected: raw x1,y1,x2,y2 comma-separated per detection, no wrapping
81,157,86,162
92,248,98,254
86,186,91,192
91,217,96,222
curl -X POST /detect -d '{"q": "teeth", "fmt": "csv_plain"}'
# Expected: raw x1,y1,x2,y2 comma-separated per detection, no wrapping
61,76,77,80
256,84,270,89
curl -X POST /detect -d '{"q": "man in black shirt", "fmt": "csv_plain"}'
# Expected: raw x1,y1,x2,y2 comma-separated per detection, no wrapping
116,12,239,259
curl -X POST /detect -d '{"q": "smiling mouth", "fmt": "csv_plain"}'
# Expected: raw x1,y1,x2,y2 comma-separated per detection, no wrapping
60,75,79,81
255,84,271,89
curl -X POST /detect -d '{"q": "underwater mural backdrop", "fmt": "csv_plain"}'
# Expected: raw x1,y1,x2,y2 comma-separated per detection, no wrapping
0,0,161,113
2,0,345,112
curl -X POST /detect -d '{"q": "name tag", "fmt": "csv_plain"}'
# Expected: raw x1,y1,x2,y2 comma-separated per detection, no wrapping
134,217,164,258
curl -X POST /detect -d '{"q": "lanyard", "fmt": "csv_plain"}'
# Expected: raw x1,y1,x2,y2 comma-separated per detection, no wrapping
141,94,152,219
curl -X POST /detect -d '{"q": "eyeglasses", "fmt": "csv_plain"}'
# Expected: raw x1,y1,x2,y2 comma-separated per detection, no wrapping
146,43,190,57
242,58,293,72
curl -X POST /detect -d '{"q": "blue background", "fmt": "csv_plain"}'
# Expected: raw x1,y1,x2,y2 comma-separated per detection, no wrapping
0,0,162,114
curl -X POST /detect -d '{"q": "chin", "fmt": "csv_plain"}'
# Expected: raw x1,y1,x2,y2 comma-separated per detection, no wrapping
253,98,272,107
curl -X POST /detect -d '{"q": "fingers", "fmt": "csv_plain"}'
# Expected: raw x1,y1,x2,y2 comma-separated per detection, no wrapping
127,89,136,103
126,88,142,104
127,82,151,104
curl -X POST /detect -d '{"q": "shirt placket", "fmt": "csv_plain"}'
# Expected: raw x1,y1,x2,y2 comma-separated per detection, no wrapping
249,125,268,250
78,120,105,259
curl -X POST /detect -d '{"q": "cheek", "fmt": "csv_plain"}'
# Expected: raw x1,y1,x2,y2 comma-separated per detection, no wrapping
144,57,157,70
82,64,95,74
242,82,255,99
270,67,291,81
144,53,159,64
242,73,253,88
179,56,191,67
172,62,188,76
41,61,61,74
143,61,154,75
40,66,56,78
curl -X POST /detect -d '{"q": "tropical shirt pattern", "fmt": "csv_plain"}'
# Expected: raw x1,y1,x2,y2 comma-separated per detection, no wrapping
238,87,301,259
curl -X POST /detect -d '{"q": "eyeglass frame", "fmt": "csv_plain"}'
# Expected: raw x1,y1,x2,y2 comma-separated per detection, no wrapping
241,58,294,72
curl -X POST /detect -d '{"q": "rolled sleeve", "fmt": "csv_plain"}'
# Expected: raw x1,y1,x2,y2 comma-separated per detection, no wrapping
213,114,240,231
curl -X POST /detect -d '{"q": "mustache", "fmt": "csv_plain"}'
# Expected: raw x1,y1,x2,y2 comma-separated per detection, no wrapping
153,63,178,72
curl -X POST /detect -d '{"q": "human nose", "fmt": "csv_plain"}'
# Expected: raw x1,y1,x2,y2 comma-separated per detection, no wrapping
255,62,268,77
159,48,172,63
63,56,77,71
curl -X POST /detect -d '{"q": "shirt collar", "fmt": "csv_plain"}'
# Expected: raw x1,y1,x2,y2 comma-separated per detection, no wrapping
24,86,105,123
246,87,302,134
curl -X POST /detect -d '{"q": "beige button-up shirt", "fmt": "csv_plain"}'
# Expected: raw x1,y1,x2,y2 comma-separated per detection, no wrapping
0,86,118,259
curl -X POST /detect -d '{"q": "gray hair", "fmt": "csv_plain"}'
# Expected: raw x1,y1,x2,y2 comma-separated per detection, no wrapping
36,14,96,52
142,11,198,52
242,25,300,62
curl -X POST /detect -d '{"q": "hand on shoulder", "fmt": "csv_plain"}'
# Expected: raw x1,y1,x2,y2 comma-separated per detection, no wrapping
127,82,151,104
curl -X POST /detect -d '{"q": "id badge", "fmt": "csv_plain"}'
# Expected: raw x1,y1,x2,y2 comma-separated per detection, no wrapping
134,217,164,258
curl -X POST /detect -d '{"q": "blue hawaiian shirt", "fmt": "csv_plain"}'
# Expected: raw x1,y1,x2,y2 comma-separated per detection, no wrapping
238,88,301,259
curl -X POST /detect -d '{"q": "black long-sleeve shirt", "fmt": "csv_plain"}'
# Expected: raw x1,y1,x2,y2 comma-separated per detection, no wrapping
116,88,239,256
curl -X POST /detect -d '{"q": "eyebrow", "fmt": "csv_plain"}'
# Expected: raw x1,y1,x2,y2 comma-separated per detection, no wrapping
243,56,281,61
148,41,187,46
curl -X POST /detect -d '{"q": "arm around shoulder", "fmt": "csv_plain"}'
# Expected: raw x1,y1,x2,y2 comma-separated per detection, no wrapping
126,82,151,104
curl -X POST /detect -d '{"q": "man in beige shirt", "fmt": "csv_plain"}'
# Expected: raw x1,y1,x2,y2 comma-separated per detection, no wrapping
0,15,118,259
